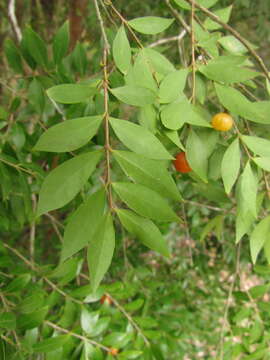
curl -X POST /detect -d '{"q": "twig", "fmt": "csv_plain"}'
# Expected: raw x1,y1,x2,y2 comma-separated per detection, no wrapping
190,0,196,103
181,203,193,265
94,0,111,52
184,0,270,82
45,321,110,352
164,0,190,33
148,30,187,48
108,294,150,346
8,0,22,42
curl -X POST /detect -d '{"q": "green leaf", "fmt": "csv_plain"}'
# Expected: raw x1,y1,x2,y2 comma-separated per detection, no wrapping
215,83,270,124
138,105,157,134
128,17,174,35
4,39,23,73
250,216,270,264
242,135,270,157
29,78,45,114
0,312,16,330
253,157,270,171
23,26,48,68
110,117,172,160
173,0,218,10
17,306,48,330
61,189,106,262
113,150,181,201
37,151,102,216
221,138,240,194
104,332,133,348
47,84,97,104
112,182,179,222
199,61,258,84
34,116,103,152
241,162,257,218
119,350,143,359
186,130,208,182
110,86,156,107
204,6,232,30
116,209,170,257
138,48,175,76
113,25,131,74
218,35,249,54
53,21,69,65
165,130,185,151
158,70,188,104
87,213,115,292
80,308,99,335
33,335,69,353
161,97,210,130
72,43,87,75
200,215,224,242
4,273,31,293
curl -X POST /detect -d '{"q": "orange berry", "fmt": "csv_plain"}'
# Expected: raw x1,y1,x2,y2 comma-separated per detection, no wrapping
173,152,192,173
211,112,233,131
100,294,113,305
109,348,119,356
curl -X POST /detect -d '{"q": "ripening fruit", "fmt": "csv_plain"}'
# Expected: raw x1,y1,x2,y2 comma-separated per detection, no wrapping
211,112,233,131
109,348,119,356
100,294,113,305
173,152,192,173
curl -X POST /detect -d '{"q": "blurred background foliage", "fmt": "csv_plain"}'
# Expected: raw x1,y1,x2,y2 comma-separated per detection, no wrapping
0,0,270,359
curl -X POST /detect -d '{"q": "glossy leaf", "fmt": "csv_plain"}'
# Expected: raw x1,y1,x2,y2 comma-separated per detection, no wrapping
87,213,115,292
34,116,103,152
113,150,181,201
53,21,69,64
110,86,156,107
37,151,102,216
47,84,97,104
110,117,172,160
221,138,241,194
61,189,106,262
128,17,174,35
112,182,179,222
113,25,131,74
159,69,188,103
17,307,48,330
80,308,99,335
116,209,170,257
250,216,270,264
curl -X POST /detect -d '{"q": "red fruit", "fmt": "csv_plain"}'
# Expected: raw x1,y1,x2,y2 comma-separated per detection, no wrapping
173,152,192,173
109,348,119,356
100,294,113,305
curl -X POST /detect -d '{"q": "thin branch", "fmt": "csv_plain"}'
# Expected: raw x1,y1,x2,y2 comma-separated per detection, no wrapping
94,0,110,52
148,30,187,48
190,0,196,103
164,0,190,33
184,0,270,82
45,321,110,352
8,0,22,42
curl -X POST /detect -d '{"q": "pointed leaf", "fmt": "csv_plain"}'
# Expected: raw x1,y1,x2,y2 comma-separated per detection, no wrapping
53,21,69,65
186,130,208,182
113,25,131,74
116,209,170,257
110,86,156,107
23,26,48,68
128,17,174,35
47,84,97,104
250,216,270,264
88,213,115,292
34,116,103,152
204,6,232,30
241,162,257,218
112,182,179,222
221,138,240,193
110,117,172,160
242,136,270,157
159,69,188,103
253,157,270,171
33,336,69,353
61,189,106,262
139,48,175,76
113,150,181,201
37,151,102,216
